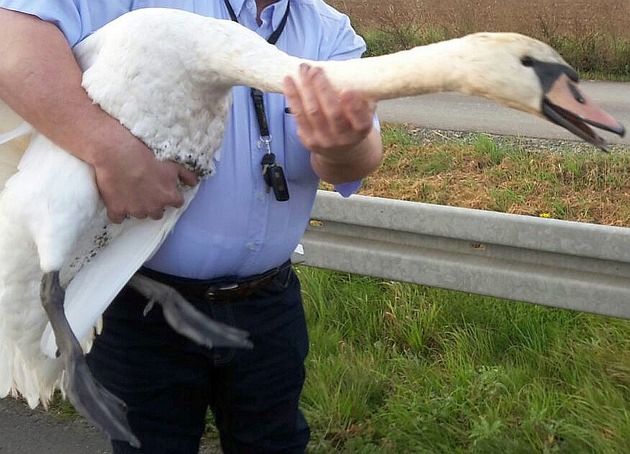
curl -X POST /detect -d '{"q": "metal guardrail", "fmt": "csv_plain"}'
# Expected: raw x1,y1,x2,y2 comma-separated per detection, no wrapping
292,190,630,319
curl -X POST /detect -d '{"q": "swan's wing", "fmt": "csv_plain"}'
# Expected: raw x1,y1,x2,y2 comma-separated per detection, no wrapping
0,133,63,407
0,101,32,189
0,212,60,408
40,187,199,358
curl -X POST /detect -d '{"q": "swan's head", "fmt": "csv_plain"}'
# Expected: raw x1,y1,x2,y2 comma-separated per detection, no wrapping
461,33,625,150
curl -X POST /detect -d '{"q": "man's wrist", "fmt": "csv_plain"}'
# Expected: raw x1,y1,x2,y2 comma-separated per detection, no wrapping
310,128,383,184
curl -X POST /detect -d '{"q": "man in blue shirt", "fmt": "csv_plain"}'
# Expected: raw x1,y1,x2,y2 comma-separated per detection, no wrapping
0,1,383,452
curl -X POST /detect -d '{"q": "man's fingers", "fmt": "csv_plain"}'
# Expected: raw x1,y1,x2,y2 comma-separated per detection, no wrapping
340,90,375,133
283,72,299,108
310,66,345,127
148,208,166,220
167,190,185,209
178,167,199,187
283,63,375,155
107,210,126,224
104,178,184,223
283,71,315,141
283,73,305,119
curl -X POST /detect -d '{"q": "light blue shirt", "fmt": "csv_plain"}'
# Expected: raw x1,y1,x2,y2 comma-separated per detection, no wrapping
1,0,368,278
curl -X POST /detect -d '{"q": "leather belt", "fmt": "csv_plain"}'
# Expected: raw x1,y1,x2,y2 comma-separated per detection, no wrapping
136,261,292,303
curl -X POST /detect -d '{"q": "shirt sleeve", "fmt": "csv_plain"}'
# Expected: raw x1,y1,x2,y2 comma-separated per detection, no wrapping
326,13,368,62
1,0,133,47
0,0,89,46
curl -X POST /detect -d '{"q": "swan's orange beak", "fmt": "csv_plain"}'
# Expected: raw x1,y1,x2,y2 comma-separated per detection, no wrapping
542,73,625,151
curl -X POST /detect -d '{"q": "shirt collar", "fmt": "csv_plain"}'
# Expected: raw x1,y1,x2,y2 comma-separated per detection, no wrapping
224,0,290,31
263,0,290,31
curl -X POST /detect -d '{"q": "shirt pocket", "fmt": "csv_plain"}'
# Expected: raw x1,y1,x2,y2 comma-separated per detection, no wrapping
282,110,318,184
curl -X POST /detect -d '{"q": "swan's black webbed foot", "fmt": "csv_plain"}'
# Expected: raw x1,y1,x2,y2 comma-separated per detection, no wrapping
128,274,253,349
40,271,141,448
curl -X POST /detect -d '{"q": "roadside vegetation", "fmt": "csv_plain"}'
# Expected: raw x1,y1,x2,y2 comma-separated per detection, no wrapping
359,127,630,226
296,126,630,452
300,266,630,453
329,0,630,80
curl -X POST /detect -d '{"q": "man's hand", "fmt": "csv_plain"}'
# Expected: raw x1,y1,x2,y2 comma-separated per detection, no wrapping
283,63,382,183
92,130,199,223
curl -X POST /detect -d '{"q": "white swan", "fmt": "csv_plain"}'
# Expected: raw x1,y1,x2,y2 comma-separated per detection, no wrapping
0,7,624,447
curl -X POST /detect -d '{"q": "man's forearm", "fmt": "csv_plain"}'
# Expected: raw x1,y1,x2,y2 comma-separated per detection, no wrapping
310,127,383,184
0,8,131,167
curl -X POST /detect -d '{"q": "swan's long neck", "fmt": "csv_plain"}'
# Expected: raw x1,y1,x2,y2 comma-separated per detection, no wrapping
318,39,473,101
205,26,474,101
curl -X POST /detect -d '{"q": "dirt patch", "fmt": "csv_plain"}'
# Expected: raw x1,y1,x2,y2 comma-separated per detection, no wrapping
321,126,630,227
329,0,630,40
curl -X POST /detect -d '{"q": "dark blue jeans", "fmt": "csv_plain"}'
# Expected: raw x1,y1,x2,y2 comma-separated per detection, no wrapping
86,267,310,453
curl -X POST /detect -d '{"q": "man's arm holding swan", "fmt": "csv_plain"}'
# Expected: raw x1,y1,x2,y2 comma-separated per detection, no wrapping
284,64,383,184
0,8,197,223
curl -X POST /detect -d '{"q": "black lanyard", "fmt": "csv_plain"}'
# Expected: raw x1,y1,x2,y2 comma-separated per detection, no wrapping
223,0,290,137
223,0,291,201
223,0,291,51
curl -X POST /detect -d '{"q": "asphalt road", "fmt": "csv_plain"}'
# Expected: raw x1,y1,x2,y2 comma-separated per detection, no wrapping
0,397,218,453
377,81,630,146
0,398,111,454
1,80,627,454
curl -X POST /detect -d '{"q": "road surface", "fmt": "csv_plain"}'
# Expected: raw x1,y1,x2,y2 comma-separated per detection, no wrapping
0,397,219,453
377,81,629,146
0,398,111,453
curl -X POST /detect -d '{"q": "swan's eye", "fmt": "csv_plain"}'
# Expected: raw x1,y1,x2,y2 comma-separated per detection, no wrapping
521,56,534,67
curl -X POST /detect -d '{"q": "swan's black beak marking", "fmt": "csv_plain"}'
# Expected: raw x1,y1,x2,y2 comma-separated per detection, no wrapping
528,59,625,151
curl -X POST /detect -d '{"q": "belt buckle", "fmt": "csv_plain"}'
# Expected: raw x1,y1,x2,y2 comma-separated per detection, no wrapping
204,266,286,302
206,283,239,299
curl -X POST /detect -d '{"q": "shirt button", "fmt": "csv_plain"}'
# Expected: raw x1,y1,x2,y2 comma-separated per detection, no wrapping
257,192,265,201
247,242,257,251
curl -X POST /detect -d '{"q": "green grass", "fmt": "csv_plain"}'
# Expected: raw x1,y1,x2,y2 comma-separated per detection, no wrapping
297,267,630,453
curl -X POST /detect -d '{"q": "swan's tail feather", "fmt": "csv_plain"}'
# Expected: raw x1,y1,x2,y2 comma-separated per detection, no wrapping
0,274,62,408
0,344,12,398
10,349,61,409
0,274,61,408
